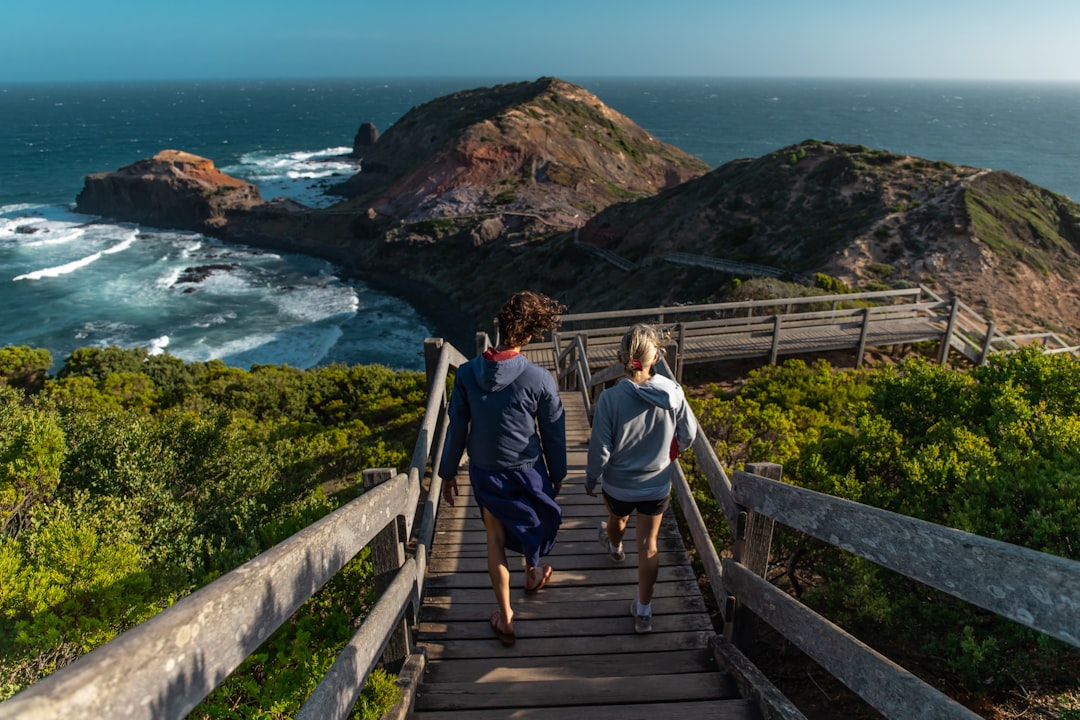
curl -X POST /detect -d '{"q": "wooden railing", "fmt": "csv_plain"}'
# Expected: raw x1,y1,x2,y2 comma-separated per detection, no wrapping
587,353,1080,720
553,288,1079,383
0,338,469,720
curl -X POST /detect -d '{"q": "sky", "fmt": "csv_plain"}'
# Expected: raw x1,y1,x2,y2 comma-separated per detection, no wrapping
3,0,1079,84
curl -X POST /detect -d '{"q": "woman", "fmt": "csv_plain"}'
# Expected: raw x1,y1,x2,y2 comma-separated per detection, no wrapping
585,323,697,633
439,290,567,647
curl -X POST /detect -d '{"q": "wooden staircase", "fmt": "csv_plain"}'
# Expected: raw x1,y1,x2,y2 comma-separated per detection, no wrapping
408,391,760,719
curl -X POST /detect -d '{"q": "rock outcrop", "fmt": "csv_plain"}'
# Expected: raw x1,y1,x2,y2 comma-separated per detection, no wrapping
351,122,379,158
75,150,264,232
330,77,710,232
574,140,1080,336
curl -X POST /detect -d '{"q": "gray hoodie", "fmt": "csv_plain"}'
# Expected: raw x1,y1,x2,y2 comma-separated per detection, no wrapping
585,374,697,502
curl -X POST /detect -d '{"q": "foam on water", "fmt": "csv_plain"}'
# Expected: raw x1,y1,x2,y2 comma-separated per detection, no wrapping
0,190,432,371
224,146,357,208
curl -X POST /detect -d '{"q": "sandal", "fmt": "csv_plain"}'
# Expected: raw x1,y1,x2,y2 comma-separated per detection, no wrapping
524,563,553,594
490,611,515,647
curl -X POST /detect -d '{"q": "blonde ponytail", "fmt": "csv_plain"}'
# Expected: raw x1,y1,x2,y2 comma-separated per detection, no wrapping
618,324,666,375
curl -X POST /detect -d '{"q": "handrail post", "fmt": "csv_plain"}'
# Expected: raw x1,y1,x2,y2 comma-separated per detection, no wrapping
769,315,782,365
676,322,686,383
856,307,872,368
727,462,780,659
978,320,996,365
938,296,960,365
363,468,409,673
424,338,443,394
475,331,491,357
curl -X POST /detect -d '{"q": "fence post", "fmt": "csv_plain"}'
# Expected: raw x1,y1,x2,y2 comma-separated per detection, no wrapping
978,320,996,365
475,330,491,358
676,322,686,383
363,468,410,673
424,338,443,395
938,297,960,365
856,307,872,368
769,315,782,365
727,462,780,658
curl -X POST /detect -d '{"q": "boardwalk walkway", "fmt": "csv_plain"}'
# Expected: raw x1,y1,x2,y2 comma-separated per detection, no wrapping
409,390,758,719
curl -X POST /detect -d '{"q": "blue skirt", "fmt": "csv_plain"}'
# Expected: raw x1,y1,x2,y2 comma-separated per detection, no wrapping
469,462,562,567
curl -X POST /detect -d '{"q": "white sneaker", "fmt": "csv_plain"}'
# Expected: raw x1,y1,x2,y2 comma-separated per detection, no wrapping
631,600,652,634
598,522,625,562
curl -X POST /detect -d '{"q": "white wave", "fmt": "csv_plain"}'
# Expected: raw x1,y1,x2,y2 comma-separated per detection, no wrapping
147,336,170,355
182,332,278,363
0,203,47,216
102,231,138,254
0,215,50,237
74,320,136,341
157,268,183,288
233,146,353,179
22,227,86,247
14,250,104,281
12,233,137,281
274,283,358,323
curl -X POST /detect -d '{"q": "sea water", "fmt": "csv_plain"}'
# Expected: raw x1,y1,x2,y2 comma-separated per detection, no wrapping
2,77,1077,370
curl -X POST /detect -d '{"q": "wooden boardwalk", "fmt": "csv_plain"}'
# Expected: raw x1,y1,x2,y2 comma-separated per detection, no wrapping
572,313,946,370
410,391,758,719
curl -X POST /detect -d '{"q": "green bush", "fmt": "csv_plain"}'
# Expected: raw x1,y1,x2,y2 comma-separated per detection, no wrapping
690,349,1079,694
0,347,426,710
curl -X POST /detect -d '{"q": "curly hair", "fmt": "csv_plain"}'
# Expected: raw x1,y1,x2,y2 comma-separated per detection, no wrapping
618,323,667,374
497,291,566,348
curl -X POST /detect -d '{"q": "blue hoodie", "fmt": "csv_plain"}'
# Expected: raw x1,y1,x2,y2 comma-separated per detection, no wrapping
586,374,697,502
438,351,567,482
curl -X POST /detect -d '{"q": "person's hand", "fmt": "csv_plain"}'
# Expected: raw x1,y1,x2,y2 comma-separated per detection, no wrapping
585,484,597,497
552,479,563,497
441,475,459,507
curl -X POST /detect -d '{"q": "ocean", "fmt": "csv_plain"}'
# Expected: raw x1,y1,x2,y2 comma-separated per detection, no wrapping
2,77,1078,371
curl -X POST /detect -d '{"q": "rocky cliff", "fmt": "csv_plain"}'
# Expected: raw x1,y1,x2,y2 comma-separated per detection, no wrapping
76,150,264,233
329,77,710,232
575,140,1080,336
71,86,1080,342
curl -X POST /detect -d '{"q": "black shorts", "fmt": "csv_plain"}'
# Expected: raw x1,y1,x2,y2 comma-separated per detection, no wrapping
602,490,670,518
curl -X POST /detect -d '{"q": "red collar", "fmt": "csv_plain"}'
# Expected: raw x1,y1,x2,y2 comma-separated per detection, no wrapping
483,347,521,361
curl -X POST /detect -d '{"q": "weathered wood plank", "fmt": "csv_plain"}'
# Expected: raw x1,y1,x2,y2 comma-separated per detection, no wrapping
417,611,714,641
425,551,689,574
423,649,715,683
412,673,740,711
423,563,698,589
420,630,717,660
732,469,1080,648
407,699,760,720
420,579,704,606
723,560,981,720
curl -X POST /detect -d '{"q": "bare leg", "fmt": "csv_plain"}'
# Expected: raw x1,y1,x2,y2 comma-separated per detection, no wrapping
481,508,513,630
635,511,664,605
605,506,629,550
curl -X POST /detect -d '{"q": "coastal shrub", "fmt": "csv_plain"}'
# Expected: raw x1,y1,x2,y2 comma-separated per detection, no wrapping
1,351,427,708
814,273,850,294
690,348,1080,694
0,387,66,537
0,346,52,393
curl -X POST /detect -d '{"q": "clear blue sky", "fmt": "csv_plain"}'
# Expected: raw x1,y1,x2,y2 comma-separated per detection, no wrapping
4,0,1079,84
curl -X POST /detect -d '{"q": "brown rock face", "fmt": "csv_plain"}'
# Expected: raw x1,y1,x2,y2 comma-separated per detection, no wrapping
331,78,710,231
75,150,264,232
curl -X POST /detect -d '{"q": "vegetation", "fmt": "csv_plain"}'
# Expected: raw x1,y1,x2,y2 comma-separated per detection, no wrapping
686,347,1080,709
0,345,423,717
5,334,1079,716
964,171,1080,281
